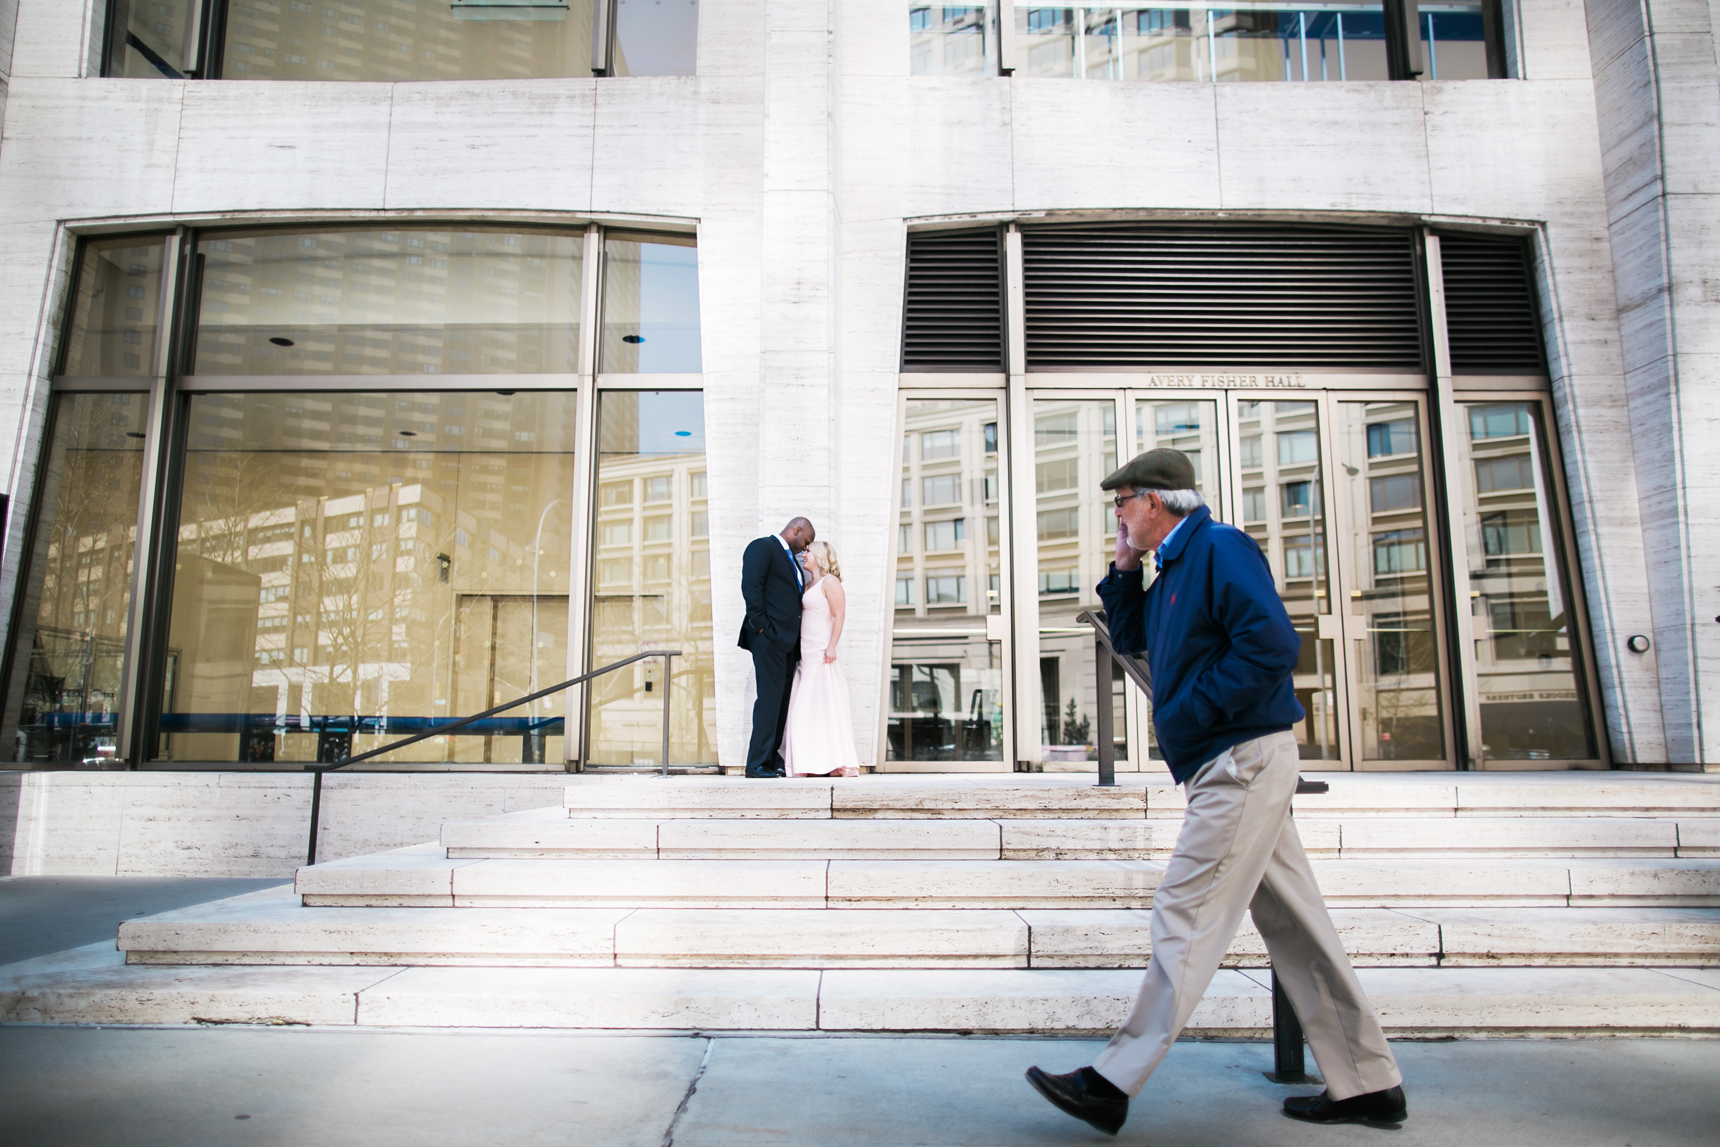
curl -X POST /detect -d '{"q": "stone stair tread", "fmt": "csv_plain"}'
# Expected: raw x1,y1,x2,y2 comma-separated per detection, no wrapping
293,854,1720,908
118,886,630,966
118,892,1720,969
549,774,1720,821
9,950,1718,1032
439,812,1716,862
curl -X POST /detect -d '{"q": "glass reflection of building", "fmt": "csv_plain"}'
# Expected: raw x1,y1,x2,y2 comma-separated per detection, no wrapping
587,392,714,766
910,2,1500,82
3,221,711,771
160,390,578,768
1032,399,1122,765
1458,402,1594,761
1234,401,1339,761
1335,401,1445,763
889,400,1005,764
107,1,701,82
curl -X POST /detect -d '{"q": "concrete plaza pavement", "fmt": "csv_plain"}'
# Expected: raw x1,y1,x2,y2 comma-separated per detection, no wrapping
0,1026,1717,1146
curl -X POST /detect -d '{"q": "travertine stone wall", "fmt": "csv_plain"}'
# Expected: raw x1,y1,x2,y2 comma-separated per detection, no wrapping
1585,0,1720,766
0,769,574,876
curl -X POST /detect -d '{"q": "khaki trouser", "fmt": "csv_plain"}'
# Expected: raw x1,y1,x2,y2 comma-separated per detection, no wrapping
1092,730,1401,1101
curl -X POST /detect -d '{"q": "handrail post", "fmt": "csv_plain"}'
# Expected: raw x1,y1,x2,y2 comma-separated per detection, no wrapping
306,768,324,866
660,651,674,777
1094,632,1116,787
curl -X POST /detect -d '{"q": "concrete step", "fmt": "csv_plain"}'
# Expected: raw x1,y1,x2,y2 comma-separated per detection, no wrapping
117,889,1720,970
8,945,1719,1034
558,774,1720,821
444,809,1719,861
118,886,628,967
296,849,1720,909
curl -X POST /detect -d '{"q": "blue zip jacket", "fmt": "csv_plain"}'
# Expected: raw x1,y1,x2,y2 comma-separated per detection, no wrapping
1096,504,1304,783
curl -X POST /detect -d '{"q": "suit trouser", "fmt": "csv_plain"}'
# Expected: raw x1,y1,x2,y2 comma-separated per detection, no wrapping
745,639,798,772
1093,730,1401,1101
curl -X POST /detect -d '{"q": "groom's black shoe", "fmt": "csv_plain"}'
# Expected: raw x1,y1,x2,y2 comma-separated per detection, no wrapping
744,766,785,778
1025,1066,1128,1137
1283,1085,1407,1125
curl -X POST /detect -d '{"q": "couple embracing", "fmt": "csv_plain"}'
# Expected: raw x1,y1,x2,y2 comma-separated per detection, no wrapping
736,517,860,778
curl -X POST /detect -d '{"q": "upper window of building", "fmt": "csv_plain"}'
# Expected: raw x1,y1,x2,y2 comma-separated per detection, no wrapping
909,1,1505,81
104,0,697,80
193,226,585,375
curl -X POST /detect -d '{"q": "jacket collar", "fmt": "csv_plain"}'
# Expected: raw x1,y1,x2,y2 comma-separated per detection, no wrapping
1155,504,1211,566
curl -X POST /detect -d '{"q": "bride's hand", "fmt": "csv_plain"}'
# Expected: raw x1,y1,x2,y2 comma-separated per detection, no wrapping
823,649,838,664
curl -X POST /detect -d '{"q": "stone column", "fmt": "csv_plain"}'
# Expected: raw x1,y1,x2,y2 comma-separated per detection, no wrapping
1586,0,1720,766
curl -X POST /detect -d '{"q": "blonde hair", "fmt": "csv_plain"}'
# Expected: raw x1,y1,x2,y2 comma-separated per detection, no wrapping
807,541,841,581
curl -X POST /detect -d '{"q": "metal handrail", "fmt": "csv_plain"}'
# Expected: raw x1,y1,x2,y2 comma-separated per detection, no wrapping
302,649,680,865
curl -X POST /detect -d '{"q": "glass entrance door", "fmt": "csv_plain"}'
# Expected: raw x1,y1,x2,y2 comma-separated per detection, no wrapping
1230,397,1345,764
1330,398,1453,767
1016,388,1455,771
1032,396,1123,769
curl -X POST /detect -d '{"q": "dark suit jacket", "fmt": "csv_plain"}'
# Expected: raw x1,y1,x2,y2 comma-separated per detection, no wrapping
738,535,805,651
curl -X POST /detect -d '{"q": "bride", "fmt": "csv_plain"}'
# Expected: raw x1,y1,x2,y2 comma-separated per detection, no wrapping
781,541,861,777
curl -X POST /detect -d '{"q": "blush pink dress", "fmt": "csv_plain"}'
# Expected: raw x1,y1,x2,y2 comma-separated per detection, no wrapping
781,576,861,777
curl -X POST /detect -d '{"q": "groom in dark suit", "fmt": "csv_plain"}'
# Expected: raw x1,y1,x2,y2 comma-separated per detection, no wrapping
738,517,815,778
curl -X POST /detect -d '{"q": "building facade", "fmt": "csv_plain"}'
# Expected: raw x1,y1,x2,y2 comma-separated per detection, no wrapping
0,0,1711,778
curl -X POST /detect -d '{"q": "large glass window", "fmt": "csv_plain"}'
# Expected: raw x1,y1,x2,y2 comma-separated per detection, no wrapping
106,0,698,80
1,395,150,765
61,237,168,379
890,399,1005,764
1457,401,1595,761
153,391,578,767
917,2,1499,80
587,392,713,764
910,5,991,74
106,0,204,78
1413,1,1492,80
195,227,583,377
601,234,702,374
614,0,701,75
6,224,707,772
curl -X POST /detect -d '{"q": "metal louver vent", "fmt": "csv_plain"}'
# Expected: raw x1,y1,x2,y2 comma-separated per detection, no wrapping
1022,224,1424,370
902,227,1004,371
1438,233,1545,374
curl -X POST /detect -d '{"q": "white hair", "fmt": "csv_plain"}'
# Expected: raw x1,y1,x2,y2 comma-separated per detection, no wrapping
1154,488,1206,516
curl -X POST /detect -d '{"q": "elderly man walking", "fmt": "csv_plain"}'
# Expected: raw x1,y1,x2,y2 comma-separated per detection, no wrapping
1025,448,1406,1137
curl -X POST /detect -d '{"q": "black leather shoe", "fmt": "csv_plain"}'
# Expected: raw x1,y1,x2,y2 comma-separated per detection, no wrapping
1283,1084,1407,1124
1025,1066,1128,1137
744,767,785,778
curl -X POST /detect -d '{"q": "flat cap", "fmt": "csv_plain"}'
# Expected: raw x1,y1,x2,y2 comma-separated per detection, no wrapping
1101,448,1197,492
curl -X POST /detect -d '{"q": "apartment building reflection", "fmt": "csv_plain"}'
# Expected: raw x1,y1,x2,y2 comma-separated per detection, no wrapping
587,391,714,766
1459,402,1594,761
890,399,1004,764
1237,400,1341,761
157,390,579,767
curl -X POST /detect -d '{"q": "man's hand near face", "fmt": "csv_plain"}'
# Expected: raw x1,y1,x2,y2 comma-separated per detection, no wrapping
1114,520,1148,572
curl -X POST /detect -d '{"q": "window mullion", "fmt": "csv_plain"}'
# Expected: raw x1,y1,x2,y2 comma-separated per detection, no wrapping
119,228,195,765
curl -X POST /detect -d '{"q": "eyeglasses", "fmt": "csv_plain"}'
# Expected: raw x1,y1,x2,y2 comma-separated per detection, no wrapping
1112,491,1153,509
